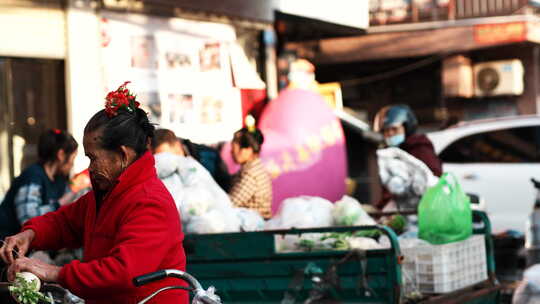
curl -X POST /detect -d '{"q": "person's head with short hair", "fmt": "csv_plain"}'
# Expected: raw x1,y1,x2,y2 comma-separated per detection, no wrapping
83,82,155,192
151,129,184,156
38,128,78,177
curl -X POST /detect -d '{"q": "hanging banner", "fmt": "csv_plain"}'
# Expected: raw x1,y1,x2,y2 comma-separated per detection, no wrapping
99,12,242,144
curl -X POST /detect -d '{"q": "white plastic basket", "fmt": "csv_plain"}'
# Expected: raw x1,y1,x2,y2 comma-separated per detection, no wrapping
402,235,488,294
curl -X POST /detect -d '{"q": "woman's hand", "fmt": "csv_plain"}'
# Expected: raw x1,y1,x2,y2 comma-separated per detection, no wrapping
7,257,61,283
0,230,35,264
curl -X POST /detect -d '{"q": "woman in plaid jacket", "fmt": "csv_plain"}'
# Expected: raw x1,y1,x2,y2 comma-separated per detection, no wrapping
229,118,273,219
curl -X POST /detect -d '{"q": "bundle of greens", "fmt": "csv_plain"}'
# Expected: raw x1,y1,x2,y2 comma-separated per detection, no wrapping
297,231,384,251
9,273,52,304
381,214,407,235
292,214,409,252
321,233,350,250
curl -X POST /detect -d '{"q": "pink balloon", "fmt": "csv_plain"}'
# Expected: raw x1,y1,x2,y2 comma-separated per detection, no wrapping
222,89,347,214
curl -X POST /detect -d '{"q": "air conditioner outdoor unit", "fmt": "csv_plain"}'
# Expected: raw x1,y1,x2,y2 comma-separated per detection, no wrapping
474,59,524,97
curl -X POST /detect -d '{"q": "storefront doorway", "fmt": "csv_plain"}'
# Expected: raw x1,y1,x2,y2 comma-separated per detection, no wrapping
0,58,66,199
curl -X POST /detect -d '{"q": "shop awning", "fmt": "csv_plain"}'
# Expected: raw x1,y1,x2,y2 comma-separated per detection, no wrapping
275,11,366,42
275,1,368,41
138,0,368,40
288,15,540,64
140,0,276,23
138,0,370,40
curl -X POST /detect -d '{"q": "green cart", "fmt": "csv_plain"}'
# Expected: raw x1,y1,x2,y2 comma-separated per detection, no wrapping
185,210,501,303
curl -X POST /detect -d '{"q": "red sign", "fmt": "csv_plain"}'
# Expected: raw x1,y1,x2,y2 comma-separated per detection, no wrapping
474,22,527,45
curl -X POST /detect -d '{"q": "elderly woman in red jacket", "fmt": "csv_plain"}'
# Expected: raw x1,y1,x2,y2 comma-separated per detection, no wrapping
0,82,188,304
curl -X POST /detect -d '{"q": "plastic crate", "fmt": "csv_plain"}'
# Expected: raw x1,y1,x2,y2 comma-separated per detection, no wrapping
402,235,488,294
401,248,419,296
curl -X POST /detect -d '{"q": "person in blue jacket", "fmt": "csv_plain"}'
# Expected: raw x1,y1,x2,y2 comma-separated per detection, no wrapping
0,129,78,240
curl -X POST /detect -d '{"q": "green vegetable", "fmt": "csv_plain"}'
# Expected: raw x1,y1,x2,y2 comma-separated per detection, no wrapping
9,273,51,304
388,215,407,233
296,230,383,252
321,233,350,250
321,232,343,241
353,229,381,238
338,214,359,226
332,238,349,250
297,239,316,250
381,214,407,234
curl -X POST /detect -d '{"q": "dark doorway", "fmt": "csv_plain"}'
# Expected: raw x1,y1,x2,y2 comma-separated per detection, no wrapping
0,58,66,199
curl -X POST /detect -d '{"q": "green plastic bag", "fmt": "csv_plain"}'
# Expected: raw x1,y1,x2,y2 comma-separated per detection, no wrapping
418,172,472,244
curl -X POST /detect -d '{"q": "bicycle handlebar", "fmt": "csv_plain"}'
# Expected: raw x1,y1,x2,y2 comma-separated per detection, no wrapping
133,269,203,290
134,269,221,304
133,270,168,287
133,269,221,304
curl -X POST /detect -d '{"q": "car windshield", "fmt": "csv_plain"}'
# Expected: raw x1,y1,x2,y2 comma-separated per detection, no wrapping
440,126,540,163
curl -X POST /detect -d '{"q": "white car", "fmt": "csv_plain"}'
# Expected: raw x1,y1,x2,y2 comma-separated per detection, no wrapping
427,115,540,234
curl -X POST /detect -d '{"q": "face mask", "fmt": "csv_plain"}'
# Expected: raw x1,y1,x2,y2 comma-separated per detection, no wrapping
385,134,405,147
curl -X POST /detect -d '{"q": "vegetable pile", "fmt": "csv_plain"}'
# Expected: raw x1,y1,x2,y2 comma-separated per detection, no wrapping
9,273,52,304
297,231,384,251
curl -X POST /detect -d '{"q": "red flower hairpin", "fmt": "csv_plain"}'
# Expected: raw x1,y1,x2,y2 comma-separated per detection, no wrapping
53,129,61,134
104,81,140,117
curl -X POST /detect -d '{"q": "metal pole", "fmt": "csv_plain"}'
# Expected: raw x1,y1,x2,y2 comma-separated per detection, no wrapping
262,29,278,100
533,45,540,114
5,59,14,181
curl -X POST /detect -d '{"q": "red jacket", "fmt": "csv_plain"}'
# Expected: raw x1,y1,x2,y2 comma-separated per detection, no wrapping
24,152,188,304
399,134,443,177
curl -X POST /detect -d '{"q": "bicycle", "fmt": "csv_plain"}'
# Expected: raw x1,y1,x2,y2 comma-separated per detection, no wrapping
133,269,222,304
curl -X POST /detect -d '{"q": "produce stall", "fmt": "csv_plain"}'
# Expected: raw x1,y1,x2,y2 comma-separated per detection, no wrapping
184,210,501,303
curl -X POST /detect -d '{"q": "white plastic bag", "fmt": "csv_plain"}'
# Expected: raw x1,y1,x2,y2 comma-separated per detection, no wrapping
378,235,429,250
181,186,213,217
264,217,282,231
274,233,328,252
193,286,221,304
155,152,234,230
377,147,438,193
332,196,376,226
268,196,333,252
235,208,265,232
176,156,232,212
185,208,241,234
377,147,438,211
347,237,383,250
271,196,334,229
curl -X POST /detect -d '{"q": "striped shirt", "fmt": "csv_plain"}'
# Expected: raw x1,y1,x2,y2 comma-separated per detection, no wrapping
14,183,60,224
229,158,273,219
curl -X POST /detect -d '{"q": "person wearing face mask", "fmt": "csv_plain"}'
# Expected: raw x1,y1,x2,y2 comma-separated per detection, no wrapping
0,82,188,304
151,128,222,211
229,116,273,219
0,129,78,241
374,104,442,210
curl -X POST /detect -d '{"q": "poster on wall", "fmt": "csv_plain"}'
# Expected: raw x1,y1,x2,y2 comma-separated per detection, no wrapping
99,12,241,144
